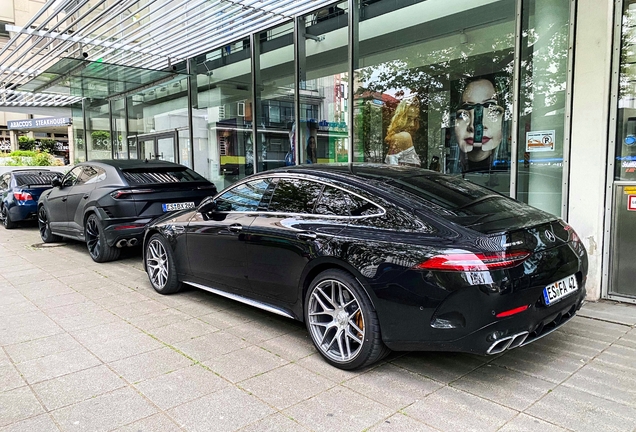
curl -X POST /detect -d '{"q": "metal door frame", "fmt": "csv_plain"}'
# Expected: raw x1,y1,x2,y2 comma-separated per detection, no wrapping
127,130,179,162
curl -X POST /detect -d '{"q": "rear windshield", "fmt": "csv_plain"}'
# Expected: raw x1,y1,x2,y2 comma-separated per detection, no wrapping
14,172,61,187
121,167,207,185
381,174,538,225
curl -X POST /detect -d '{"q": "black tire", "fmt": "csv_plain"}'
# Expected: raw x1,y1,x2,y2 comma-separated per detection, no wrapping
38,206,61,242
145,233,182,294
85,213,120,263
305,269,390,370
2,206,17,230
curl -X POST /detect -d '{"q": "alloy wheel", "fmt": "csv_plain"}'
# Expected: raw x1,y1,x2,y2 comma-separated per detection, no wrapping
308,279,365,363
146,238,169,289
85,217,101,259
38,207,49,238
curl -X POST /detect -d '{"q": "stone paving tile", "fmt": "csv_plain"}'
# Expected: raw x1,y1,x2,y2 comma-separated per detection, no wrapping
0,386,44,428
225,317,296,345
32,365,126,411
70,320,142,347
168,386,275,432
83,332,165,363
4,333,82,364
14,346,101,385
241,363,333,410
526,385,636,432
0,350,11,367
0,317,64,346
369,413,437,431
0,364,25,393
404,386,518,432
284,385,394,432
343,363,442,410
147,318,218,345
0,300,38,317
491,342,587,384
171,331,249,363
258,330,316,362
561,316,630,342
114,413,182,432
562,358,636,407
51,387,158,432
52,309,119,332
450,363,555,411
498,414,568,432
108,347,193,384
0,292,28,307
32,292,91,310
616,327,636,349
108,299,169,320
238,413,310,432
134,364,229,410
197,307,257,329
0,413,59,432
595,343,636,371
203,345,288,383
390,352,486,384
17,281,78,301
295,352,365,384
95,291,151,309
1,269,56,286
579,300,636,326
127,308,192,331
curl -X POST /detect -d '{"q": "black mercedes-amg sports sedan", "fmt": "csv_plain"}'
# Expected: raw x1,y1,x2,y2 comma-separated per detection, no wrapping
142,164,588,370
38,160,216,262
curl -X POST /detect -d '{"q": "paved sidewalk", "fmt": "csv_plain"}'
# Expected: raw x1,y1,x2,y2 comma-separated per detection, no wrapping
1,226,636,432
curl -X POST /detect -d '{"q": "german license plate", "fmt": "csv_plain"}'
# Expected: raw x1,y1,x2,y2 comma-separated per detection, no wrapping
162,202,195,212
543,275,578,306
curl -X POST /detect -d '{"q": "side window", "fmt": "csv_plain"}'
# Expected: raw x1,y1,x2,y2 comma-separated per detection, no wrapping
268,179,323,214
62,166,83,187
215,178,272,212
0,174,9,189
84,167,106,185
314,186,350,216
346,193,383,217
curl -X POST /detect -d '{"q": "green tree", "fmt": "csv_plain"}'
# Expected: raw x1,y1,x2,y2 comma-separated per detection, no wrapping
18,136,36,151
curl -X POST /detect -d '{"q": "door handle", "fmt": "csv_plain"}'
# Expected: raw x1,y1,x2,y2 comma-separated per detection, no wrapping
297,232,317,241
62,197,67,202
228,224,242,233
83,194,89,199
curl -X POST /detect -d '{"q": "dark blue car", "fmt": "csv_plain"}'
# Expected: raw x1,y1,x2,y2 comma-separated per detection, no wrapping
0,169,62,229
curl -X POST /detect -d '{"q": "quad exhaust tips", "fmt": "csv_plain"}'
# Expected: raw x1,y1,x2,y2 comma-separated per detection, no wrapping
115,238,139,248
487,331,529,355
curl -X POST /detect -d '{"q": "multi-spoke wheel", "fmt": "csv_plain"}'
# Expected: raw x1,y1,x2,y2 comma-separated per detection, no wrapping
2,206,16,230
145,233,182,294
305,269,390,370
84,214,120,262
38,206,60,241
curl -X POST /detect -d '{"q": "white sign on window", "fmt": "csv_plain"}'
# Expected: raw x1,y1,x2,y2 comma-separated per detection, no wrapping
526,130,555,152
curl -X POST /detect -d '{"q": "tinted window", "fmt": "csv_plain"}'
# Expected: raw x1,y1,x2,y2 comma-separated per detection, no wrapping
76,166,106,185
62,166,83,187
122,167,206,185
315,186,350,216
268,179,323,214
14,172,61,187
347,193,383,217
216,178,272,212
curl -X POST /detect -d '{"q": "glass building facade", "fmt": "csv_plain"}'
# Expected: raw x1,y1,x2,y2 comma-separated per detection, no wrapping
72,0,574,216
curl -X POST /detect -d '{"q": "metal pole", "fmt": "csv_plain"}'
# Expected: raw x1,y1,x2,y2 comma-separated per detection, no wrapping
251,32,260,173
510,0,523,200
187,58,196,169
348,0,358,164
294,16,302,166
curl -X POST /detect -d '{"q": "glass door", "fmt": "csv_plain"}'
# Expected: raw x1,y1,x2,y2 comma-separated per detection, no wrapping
128,132,178,162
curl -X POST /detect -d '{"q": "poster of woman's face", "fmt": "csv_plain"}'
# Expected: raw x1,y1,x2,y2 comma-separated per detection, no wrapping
451,74,507,169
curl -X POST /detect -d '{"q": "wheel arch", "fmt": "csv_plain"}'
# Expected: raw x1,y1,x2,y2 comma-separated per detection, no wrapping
299,257,378,321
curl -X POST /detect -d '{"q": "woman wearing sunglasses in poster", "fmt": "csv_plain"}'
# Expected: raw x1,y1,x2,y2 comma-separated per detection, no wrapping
450,73,509,178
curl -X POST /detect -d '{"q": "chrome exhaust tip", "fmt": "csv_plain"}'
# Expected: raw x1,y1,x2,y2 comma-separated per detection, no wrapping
487,331,530,355
115,239,128,248
127,238,138,247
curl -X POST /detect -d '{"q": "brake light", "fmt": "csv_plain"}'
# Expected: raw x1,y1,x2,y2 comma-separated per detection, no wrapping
110,189,154,199
495,305,529,318
13,192,33,201
415,251,530,272
563,224,580,243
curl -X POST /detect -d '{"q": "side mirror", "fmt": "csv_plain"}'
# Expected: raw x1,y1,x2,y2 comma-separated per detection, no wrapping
199,200,217,214
51,178,62,188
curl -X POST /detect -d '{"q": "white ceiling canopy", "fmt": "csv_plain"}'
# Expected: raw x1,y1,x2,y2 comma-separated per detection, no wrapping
0,0,338,107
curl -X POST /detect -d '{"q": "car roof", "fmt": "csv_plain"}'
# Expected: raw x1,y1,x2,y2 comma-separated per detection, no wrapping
85,159,187,170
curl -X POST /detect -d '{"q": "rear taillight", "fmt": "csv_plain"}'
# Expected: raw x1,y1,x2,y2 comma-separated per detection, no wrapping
110,189,154,199
415,251,530,272
563,224,580,243
13,191,33,201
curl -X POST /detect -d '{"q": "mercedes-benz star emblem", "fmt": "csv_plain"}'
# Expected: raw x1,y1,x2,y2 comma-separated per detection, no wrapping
545,230,556,243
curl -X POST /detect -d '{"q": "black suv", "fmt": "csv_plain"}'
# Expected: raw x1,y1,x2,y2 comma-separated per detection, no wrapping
38,160,216,262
